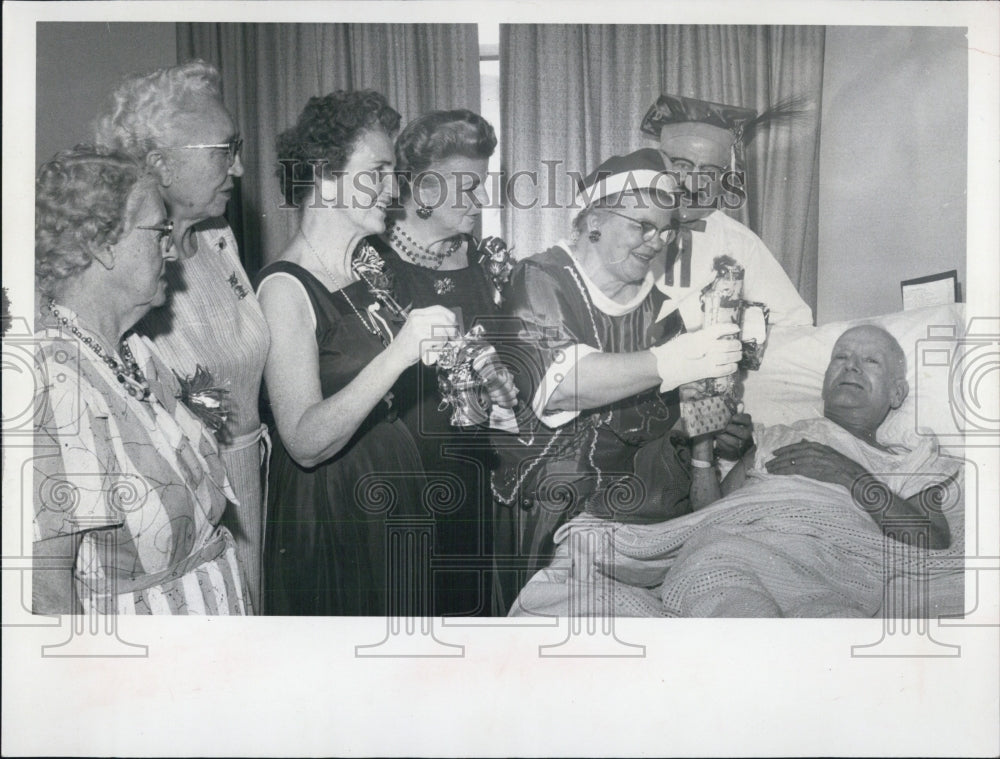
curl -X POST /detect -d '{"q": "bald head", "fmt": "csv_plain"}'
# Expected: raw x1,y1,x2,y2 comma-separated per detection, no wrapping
822,325,909,444
841,325,906,377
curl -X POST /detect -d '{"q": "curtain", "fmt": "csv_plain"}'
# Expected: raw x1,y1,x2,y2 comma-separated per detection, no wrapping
499,24,823,312
178,23,481,275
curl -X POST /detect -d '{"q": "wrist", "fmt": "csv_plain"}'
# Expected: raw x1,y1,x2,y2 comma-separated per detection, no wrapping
381,341,415,374
650,346,679,392
691,436,714,458
690,439,715,469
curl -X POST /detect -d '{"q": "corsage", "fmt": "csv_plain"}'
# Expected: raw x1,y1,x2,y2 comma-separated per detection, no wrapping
354,240,411,322
175,364,231,441
476,236,514,306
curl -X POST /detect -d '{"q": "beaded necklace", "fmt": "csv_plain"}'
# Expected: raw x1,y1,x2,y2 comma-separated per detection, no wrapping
301,230,390,347
47,300,151,401
386,222,462,270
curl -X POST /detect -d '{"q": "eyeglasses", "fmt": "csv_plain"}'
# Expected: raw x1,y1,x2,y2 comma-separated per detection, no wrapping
171,137,243,165
663,156,727,178
601,208,673,243
136,221,175,255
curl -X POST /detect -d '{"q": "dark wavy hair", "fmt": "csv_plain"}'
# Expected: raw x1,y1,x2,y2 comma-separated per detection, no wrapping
276,90,401,207
35,146,148,297
394,109,497,202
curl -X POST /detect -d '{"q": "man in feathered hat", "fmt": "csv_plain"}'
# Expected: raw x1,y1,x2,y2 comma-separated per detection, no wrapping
640,93,813,329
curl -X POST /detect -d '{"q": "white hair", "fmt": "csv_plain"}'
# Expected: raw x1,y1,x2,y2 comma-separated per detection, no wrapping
93,59,223,160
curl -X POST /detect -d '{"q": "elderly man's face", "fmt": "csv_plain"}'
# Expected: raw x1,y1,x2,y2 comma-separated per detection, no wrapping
822,326,908,425
658,126,730,222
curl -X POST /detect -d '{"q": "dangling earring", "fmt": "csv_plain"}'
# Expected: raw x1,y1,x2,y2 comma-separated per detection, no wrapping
416,205,433,220
588,228,601,243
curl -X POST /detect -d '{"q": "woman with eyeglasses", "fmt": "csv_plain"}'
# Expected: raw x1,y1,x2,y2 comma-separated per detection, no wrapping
490,149,744,611
95,60,270,612
33,146,251,614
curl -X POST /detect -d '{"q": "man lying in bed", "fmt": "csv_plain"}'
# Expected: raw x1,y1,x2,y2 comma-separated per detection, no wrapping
713,324,951,547
511,324,962,617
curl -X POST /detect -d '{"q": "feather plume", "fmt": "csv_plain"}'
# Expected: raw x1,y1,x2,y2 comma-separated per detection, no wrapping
736,94,815,145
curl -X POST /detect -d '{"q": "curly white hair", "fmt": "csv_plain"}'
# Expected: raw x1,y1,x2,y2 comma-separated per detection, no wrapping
93,59,223,159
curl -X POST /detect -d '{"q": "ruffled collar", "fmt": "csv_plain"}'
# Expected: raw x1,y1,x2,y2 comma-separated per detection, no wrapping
556,241,655,316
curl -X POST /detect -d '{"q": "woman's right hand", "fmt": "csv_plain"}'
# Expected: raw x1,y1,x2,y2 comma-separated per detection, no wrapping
388,305,460,369
649,322,742,392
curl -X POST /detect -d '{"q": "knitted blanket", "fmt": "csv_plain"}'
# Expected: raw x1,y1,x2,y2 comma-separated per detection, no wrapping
510,420,964,618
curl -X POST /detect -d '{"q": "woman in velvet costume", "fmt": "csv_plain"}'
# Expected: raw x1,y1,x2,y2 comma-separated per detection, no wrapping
490,148,744,611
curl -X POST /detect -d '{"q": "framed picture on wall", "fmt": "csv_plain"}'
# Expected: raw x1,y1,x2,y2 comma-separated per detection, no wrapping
900,269,960,310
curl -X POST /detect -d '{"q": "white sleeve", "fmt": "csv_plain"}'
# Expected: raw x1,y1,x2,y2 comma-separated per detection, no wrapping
736,226,813,327
532,343,601,428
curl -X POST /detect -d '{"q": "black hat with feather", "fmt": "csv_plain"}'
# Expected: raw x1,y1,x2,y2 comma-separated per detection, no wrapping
640,93,810,169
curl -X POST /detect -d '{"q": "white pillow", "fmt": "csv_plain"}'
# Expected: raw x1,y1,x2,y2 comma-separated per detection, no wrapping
741,303,966,449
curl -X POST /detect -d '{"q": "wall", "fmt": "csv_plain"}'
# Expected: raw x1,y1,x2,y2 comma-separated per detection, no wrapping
35,22,177,166
816,26,967,324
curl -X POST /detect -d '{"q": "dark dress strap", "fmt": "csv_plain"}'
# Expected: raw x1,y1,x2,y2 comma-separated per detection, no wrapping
254,259,347,339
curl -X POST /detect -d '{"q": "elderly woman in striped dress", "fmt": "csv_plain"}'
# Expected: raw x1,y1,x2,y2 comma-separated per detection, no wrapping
33,146,250,614
94,60,270,611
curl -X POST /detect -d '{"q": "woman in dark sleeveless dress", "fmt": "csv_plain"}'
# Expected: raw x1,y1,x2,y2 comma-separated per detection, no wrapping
370,109,508,616
256,91,458,615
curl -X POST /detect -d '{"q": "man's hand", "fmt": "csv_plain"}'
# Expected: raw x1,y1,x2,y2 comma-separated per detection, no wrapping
766,439,953,550
764,439,868,489
715,411,754,460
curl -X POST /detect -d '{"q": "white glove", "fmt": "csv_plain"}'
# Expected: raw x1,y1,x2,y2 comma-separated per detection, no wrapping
649,323,742,392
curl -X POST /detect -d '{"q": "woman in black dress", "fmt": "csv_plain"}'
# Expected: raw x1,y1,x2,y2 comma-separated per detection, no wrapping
256,91,458,615
371,110,508,616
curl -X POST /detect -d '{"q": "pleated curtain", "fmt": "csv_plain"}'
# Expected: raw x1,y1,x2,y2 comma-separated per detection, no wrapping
499,24,824,312
178,23,481,275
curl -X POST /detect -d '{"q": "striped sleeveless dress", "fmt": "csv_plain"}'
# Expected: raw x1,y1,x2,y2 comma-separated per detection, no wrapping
137,218,270,612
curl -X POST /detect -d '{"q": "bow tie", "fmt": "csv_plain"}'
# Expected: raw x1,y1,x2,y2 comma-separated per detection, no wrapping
669,217,708,233
664,217,707,287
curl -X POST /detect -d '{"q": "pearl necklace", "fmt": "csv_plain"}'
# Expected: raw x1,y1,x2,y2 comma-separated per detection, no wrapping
386,222,462,270
301,230,389,347
47,300,151,401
